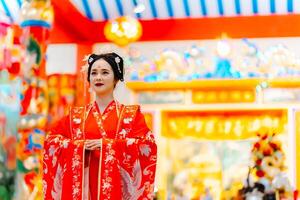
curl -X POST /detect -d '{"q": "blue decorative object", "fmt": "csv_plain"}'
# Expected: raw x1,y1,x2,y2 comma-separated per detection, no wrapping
191,73,201,80
214,58,233,78
20,20,51,28
144,74,158,82
127,40,300,82
26,129,45,151
130,71,139,81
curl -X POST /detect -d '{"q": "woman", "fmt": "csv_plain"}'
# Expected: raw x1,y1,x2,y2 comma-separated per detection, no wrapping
43,53,157,200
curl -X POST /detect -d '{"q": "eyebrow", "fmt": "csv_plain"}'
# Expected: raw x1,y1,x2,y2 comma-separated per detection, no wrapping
91,68,109,71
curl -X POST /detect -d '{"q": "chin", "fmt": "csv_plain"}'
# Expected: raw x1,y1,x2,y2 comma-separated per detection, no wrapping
95,90,107,95
92,86,114,95
95,90,113,96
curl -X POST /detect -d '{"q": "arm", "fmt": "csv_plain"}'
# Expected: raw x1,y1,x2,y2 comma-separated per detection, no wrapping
47,115,72,138
86,106,154,149
110,107,157,199
43,113,85,199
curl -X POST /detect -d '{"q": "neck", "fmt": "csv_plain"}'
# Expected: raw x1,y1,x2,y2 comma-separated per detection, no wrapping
95,93,114,109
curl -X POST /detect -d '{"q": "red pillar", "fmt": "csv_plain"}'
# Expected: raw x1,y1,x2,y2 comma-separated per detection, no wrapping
75,43,93,106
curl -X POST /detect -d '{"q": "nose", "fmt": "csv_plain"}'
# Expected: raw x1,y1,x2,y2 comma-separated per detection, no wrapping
95,74,103,80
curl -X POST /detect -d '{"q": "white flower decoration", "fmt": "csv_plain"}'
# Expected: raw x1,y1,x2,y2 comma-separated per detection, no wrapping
139,144,151,157
127,138,135,146
73,118,81,124
115,56,122,73
123,117,133,124
115,56,121,63
88,57,94,64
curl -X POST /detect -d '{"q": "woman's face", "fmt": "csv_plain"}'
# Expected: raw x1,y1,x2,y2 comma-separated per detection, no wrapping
89,59,117,96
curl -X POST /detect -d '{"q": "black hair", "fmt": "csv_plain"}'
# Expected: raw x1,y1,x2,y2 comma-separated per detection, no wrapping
87,52,124,82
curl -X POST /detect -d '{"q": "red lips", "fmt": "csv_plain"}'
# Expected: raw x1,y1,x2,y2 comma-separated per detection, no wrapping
95,83,103,87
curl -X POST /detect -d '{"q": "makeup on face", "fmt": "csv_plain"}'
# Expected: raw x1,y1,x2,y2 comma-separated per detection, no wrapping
90,59,116,95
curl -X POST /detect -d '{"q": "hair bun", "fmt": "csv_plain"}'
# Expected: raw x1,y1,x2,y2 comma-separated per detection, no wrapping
107,53,123,64
88,54,98,65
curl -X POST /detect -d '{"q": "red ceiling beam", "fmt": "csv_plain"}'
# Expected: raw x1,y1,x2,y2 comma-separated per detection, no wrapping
50,0,300,43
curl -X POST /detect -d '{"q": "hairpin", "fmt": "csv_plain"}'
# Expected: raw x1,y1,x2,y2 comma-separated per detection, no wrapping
81,54,91,73
88,57,94,64
115,57,122,73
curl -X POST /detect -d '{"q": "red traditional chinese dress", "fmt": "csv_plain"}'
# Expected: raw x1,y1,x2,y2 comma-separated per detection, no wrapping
43,101,157,200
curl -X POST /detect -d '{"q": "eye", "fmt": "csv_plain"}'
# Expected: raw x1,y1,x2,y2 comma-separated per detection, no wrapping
91,72,97,75
102,71,109,75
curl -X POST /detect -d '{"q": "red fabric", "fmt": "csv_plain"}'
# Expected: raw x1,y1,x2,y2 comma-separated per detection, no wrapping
43,135,85,200
43,101,157,200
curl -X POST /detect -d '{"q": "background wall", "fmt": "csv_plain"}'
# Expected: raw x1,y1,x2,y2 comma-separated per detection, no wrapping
46,37,300,104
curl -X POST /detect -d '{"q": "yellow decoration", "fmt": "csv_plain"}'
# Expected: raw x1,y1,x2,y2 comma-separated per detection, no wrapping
193,89,255,103
104,16,142,47
143,113,153,130
127,78,300,92
294,111,300,191
21,0,54,24
162,111,286,140
154,50,187,78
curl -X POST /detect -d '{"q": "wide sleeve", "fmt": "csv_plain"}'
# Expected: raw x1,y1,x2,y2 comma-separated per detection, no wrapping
43,112,85,200
99,107,157,200
128,107,151,138
47,115,72,138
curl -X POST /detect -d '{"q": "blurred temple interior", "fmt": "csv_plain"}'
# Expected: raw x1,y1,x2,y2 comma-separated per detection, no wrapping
1,0,300,199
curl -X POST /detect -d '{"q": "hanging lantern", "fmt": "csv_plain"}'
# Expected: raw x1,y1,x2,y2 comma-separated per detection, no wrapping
104,16,142,47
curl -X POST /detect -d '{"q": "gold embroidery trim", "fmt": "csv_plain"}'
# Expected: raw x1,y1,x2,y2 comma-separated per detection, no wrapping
81,141,85,200
97,139,103,200
115,106,125,138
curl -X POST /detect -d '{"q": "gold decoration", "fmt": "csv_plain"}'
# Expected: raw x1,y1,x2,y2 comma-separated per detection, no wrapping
162,111,286,140
21,0,54,24
104,16,142,47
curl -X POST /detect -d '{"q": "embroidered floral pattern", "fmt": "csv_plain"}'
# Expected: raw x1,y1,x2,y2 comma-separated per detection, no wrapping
126,139,135,146
101,140,116,199
72,144,83,200
69,107,88,199
101,102,116,120
42,180,47,199
117,105,157,199
119,129,128,138
43,103,157,200
92,101,122,137
51,163,66,200
123,117,133,124
116,105,136,140
139,144,151,157
92,106,107,137
71,107,85,140
120,160,145,200
43,134,81,200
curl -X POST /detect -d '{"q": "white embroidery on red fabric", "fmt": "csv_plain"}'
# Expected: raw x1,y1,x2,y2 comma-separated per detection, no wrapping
72,145,83,200
120,160,145,200
139,144,151,157
92,103,107,137
101,141,116,199
51,163,66,200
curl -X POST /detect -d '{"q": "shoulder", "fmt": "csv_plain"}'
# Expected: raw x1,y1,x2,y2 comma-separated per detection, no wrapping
123,104,140,111
70,106,84,112
69,103,93,113
122,105,150,133
122,104,142,119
